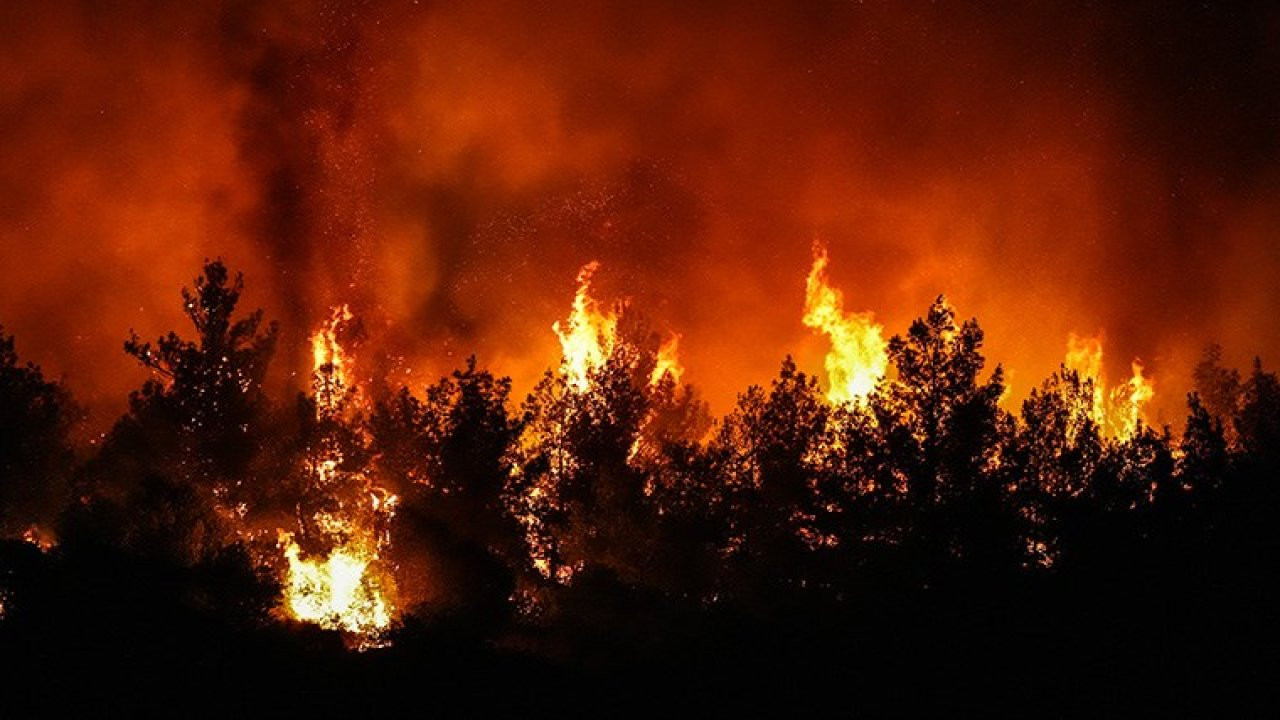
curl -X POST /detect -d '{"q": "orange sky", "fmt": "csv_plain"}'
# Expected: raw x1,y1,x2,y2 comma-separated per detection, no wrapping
2,0,1278,430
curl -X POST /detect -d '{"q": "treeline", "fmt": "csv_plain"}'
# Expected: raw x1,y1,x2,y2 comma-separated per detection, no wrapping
2,260,1278,713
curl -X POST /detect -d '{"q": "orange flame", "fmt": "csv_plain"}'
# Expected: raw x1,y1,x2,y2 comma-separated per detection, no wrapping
650,334,684,386
553,261,683,391
278,305,398,648
311,304,355,417
802,246,888,404
1111,360,1155,441
553,262,618,393
1063,333,1155,440
1064,333,1107,430
20,525,55,552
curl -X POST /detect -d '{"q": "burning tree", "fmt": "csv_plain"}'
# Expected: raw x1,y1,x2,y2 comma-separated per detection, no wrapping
510,262,708,591
123,260,279,494
276,305,399,647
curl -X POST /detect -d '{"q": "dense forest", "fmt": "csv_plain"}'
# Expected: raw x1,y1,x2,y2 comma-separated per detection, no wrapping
2,259,1278,714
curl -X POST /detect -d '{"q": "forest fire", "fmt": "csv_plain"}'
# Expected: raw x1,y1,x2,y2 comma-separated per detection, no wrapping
803,246,888,405
276,305,398,647
553,261,684,394
2,1,1279,713
1063,333,1156,440
552,262,618,394
279,532,394,639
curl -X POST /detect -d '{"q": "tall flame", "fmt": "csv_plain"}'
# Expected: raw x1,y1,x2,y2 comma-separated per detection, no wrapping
553,261,683,391
1064,333,1107,430
311,304,355,417
278,305,398,648
1063,333,1155,440
522,264,686,582
1111,360,1155,441
553,261,618,393
802,246,888,404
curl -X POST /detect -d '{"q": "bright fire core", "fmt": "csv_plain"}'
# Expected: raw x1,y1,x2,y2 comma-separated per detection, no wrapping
277,305,398,647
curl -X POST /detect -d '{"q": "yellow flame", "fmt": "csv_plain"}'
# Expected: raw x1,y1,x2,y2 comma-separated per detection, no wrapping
1063,333,1155,440
802,246,888,404
524,265,687,583
279,531,394,645
312,304,353,375
311,304,354,416
650,334,684,386
1111,360,1155,441
553,262,617,393
1064,333,1107,429
278,305,398,647
553,262,682,392
21,525,55,552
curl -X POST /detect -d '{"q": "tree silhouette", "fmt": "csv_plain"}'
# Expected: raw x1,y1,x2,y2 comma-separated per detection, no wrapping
1011,368,1105,567
511,307,709,594
1235,359,1280,469
877,296,1014,573
371,357,524,620
510,355,648,584
68,260,278,563
122,259,278,488
0,327,77,538
1193,344,1242,444
1177,393,1229,497
712,357,832,598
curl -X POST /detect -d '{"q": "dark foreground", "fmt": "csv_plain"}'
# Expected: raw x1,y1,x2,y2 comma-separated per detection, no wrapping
2,537,1275,718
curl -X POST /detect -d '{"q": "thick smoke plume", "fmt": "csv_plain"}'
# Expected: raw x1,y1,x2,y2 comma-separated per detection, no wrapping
2,0,1278,425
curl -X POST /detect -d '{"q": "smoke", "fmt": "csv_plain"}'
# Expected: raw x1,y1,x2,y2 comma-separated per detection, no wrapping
1,0,1277,427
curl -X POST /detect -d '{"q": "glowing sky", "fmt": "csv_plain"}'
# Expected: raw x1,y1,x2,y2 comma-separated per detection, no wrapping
2,1,1277,427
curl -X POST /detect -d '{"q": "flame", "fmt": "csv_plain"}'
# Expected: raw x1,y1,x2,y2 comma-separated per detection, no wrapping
553,261,682,391
650,334,684,386
553,262,618,393
1111,360,1155,441
1064,333,1108,429
312,304,355,416
520,264,687,582
277,305,398,646
20,525,55,552
802,246,888,404
1063,333,1155,440
279,531,395,643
